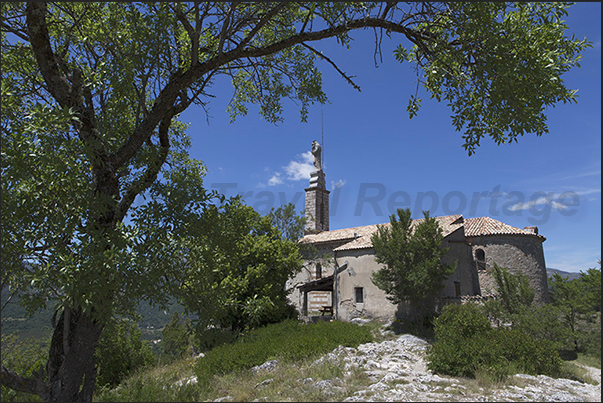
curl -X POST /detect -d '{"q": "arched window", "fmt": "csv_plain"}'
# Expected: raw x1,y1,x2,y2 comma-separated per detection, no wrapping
475,249,486,270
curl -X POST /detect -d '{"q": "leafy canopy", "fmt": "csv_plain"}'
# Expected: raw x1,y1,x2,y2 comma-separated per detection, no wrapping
0,2,591,400
169,199,303,332
371,208,457,331
395,2,590,154
548,263,601,351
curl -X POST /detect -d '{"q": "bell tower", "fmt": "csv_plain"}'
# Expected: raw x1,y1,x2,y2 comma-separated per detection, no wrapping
305,140,329,234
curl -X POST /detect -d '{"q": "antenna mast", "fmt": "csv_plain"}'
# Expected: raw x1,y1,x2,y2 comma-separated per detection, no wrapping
321,110,324,171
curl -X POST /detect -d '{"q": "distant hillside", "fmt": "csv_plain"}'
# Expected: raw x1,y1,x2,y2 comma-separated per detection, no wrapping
1,288,190,341
546,267,582,281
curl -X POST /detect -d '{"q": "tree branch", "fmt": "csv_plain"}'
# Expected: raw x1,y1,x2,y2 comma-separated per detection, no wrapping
218,2,236,56
236,2,287,51
174,3,199,66
115,115,171,222
25,2,73,109
301,43,361,92
111,14,424,171
1,365,48,400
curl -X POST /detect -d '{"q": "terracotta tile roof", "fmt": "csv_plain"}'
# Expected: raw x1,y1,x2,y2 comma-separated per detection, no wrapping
299,215,465,252
464,216,546,240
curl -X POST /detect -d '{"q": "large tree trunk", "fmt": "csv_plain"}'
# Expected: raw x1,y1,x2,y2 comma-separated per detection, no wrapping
1,307,104,402
45,307,103,402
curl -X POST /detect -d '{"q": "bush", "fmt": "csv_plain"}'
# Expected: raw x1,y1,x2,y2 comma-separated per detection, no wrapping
509,303,571,350
192,326,240,353
194,319,373,385
427,303,562,380
160,312,191,361
95,318,156,388
0,334,48,402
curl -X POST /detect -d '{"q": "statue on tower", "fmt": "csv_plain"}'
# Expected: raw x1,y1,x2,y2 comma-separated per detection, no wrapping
311,140,322,171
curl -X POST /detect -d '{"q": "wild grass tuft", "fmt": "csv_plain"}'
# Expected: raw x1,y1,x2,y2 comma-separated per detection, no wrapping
94,319,374,402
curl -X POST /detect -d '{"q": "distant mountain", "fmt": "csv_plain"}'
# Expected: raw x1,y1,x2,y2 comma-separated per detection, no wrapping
1,287,191,342
546,267,582,281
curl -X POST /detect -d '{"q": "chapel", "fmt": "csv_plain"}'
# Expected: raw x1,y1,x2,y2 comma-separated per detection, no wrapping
287,141,549,321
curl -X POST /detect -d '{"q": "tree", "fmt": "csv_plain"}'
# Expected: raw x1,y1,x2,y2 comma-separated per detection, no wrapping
268,203,306,242
549,264,601,352
160,312,191,361
0,2,590,401
174,199,302,333
483,265,569,349
579,261,601,312
483,264,535,325
371,208,456,334
94,318,155,388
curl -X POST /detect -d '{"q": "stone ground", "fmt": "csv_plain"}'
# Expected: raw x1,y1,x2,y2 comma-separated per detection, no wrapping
318,333,601,402
190,331,601,402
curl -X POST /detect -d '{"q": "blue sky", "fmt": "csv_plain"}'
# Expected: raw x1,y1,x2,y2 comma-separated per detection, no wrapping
180,2,601,273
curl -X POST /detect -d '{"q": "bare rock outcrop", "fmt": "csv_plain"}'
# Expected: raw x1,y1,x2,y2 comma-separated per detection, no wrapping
311,334,601,402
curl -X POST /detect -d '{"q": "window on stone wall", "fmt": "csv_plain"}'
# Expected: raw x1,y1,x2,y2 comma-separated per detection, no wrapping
476,249,486,271
355,287,364,303
454,281,461,297
316,263,322,279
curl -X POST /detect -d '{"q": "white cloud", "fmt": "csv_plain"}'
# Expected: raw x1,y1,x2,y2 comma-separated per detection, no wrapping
259,151,324,187
507,187,602,212
267,173,284,186
331,179,346,189
508,196,552,212
572,188,601,197
283,151,314,181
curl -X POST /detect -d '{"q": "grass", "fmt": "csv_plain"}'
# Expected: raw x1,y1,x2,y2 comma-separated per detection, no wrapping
575,353,601,369
94,347,375,402
193,318,374,385
93,313,601,402
94,319,377,402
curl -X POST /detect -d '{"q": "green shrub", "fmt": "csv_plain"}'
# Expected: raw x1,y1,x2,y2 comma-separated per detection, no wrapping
433,303,491,342
192,326,240,353
194,319,373,385
509,303,571,350
95,318,156,388
427,303,562,380
160,312,191,361
0,334,48,402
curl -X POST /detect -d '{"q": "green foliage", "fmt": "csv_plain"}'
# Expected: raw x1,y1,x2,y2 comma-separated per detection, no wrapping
267,203,306,242
371,208,456,333
549,264,602,352
0,288,55,340
397,2,591,155
173,199,302,332
482,265,536,325
0,2,591,399
509,303,571,351
192,327,240,353
492,264,535,314
427,303,562,380
194,319,373,386
0,335,48,402
578,263,601,312
160,312,191,361
95,318,156,388
482,265,575,353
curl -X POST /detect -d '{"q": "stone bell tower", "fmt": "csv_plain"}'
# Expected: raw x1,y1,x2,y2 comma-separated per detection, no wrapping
305,140,329,234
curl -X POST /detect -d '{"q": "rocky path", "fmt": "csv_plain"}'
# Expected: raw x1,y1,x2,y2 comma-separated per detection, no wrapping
311,334,601,402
